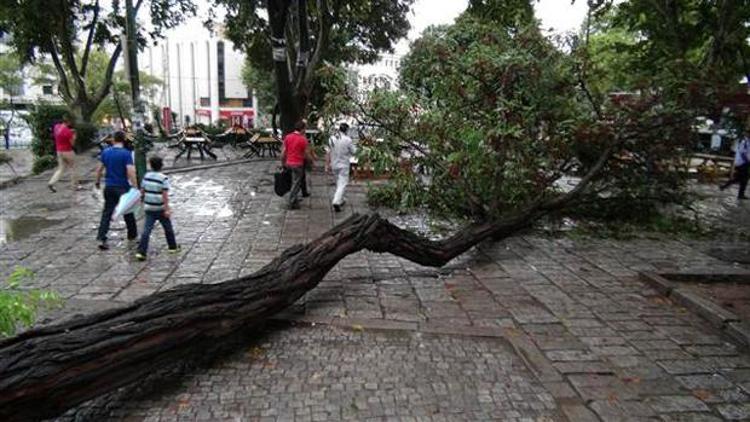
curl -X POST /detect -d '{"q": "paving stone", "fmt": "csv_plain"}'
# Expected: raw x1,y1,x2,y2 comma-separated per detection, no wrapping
646,396,711,413
716,403,750,420
567,374,638,401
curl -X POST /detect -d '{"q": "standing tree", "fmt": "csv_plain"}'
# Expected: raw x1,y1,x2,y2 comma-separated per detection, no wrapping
0,0,197,125
214,0,414,133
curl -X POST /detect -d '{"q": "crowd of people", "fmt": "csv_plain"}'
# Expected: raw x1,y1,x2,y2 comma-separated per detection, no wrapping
45,116,359,260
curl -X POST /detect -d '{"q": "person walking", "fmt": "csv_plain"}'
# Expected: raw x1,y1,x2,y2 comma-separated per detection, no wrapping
326,123,356,212
135,156,179,261
47,115,80,192
281,120,313,209
95,131,138,250
720,130,749,200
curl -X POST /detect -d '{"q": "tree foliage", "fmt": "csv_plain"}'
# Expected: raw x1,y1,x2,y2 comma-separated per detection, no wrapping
324,11,695,222
0,0,196,123
213,0,414,132
584,0,750,102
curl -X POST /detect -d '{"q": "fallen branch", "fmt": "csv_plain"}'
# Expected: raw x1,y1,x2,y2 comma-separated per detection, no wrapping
0,212,531,421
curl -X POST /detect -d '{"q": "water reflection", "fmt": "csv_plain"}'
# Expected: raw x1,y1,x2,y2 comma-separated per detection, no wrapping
0,217,63,244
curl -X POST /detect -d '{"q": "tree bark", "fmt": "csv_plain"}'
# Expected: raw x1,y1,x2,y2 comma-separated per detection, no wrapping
0,212,533,422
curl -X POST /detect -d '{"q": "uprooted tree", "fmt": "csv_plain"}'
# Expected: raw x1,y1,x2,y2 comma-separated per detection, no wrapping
0,2,742,421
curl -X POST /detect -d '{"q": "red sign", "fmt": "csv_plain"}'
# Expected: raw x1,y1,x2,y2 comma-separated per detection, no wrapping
162,107,172,133
196,108,255,127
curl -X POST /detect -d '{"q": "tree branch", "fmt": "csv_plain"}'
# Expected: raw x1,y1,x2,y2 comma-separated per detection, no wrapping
0,211,539,421
301,0,330,94
92,43,123,111
48,46,73,104
80,0,101,78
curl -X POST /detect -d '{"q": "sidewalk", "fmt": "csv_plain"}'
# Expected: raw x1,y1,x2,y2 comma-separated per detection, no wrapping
2,159,750,421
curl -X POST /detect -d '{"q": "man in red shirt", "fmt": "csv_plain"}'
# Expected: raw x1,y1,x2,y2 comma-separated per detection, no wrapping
48,115,80,192
281,120,313,209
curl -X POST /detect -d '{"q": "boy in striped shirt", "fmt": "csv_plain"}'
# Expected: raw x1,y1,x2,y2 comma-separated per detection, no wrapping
135,156,180,261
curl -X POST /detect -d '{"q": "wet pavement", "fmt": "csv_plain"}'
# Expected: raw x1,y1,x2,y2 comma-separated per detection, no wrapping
1,157,750,421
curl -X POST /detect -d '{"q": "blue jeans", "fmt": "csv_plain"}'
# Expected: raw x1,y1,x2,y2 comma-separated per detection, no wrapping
97,185,138,242
137,210,177,254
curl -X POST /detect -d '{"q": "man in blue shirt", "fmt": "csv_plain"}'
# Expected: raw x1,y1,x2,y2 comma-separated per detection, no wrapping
94,131,138,250
720,129,749,200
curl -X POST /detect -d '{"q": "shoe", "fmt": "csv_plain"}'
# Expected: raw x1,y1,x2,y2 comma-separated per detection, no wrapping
168,245,182,254
48,184,56,193
302,192,311,198
98,241,109,251
135,252,147,261
739,196,748,200
333,204,341,212
288,203,301,210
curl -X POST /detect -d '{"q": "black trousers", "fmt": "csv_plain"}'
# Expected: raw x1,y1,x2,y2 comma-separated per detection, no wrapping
96,185,138,242
722,163,748,199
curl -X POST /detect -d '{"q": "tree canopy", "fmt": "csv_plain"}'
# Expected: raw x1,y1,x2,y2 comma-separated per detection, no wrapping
213,0,414,132
0,0,197,123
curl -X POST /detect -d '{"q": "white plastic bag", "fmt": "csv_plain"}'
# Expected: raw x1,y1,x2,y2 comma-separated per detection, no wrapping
112,187,141,220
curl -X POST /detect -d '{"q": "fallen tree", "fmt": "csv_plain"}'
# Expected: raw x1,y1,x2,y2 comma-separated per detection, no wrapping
0,210,541,421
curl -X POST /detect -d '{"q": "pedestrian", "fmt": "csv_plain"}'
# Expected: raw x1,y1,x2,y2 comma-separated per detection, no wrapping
325,122,356,212
135,156,179,261
94,131,138,250
720,130,749,200
281,120,313,209
48,114,81,192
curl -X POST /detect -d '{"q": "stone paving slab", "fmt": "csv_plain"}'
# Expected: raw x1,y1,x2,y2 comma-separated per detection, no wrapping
72,324,562,422
2,159,750,420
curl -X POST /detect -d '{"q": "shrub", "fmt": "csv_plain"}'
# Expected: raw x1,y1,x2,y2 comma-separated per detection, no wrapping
32,155,57,175
25,104,68,159
74,122,98,152
0,266,61,337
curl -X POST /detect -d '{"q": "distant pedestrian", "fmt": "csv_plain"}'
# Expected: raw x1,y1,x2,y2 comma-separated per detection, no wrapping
135,156,179,261
95,131,138,250
281,120,313,209
720,131,749,200
48,114,81,192
326,123,356,212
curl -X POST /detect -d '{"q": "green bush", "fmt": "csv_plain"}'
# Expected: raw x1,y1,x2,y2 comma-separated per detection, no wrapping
0,266,61,337
32,155,57,175
25,104,68,159
74,122,98,152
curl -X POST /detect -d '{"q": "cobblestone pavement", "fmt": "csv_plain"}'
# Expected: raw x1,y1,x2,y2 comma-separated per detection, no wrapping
2,159,750,421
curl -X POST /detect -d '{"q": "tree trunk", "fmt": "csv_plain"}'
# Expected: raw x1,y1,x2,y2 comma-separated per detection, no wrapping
0,212,532,421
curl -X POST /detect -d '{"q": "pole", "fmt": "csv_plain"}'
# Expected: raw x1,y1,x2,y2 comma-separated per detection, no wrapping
125,0,147,185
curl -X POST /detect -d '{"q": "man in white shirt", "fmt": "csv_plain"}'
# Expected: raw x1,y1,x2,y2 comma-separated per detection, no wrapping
720,130,749,200
326,123,356,212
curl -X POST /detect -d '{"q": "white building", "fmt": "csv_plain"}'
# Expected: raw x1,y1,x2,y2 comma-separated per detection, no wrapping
348,53,404,98
142,31,256,129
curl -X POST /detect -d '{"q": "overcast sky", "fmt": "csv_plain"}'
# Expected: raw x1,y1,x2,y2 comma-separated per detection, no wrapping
166,0,590,52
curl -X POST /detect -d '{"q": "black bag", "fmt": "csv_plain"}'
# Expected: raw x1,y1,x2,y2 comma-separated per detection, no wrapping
274,168,292,196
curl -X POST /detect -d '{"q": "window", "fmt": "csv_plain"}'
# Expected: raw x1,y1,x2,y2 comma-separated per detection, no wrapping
217,41,226,101
42,85,53,95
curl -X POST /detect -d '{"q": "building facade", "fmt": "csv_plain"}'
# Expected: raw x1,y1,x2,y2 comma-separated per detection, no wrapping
143,33,257,129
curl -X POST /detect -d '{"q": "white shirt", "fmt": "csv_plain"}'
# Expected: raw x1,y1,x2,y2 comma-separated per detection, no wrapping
328,132,356,170
735,138,749,166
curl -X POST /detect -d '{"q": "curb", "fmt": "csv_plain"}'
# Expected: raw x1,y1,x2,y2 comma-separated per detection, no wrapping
639,272,750,348
163,158,274,175
0,175,24,190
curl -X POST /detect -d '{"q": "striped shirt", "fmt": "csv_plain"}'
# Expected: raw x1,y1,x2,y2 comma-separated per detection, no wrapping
142,171,170,212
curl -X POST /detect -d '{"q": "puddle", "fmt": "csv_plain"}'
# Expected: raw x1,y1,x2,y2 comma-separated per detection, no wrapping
28,202,72,212
0,217,64,244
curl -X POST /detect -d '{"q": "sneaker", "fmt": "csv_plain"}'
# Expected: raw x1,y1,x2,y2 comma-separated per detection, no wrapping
739,196,748,200
48,184,56,193
168,245,182,254
97,241,109,251
333,204,342,212
135,252,147,261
